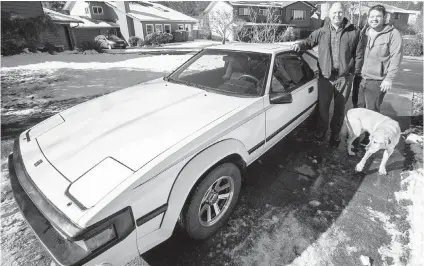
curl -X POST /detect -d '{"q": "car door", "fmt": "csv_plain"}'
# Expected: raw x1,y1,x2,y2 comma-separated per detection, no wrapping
263,51,318,150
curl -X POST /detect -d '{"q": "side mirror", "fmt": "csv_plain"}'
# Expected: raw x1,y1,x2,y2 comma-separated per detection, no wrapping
269,92,293,104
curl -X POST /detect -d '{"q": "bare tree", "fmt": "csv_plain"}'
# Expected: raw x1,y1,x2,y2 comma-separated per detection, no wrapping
206,9,239,44
235,7,289,43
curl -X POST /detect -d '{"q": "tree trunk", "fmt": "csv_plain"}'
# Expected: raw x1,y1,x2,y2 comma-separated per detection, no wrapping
222,30,226,44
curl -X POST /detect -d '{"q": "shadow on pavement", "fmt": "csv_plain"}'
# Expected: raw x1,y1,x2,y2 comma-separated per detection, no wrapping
143,109,416,266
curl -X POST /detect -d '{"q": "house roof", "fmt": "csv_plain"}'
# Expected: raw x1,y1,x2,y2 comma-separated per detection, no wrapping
105,1,197,23
228,1,315,9
43,7,83,24
204,1,316,14
70,16,120,28
361,3,418,15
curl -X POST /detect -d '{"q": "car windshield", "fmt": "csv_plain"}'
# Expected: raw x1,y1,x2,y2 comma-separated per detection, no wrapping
107,35,120,41
167,49,271,96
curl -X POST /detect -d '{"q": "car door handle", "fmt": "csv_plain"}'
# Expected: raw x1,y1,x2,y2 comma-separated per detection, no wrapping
308,86,314,93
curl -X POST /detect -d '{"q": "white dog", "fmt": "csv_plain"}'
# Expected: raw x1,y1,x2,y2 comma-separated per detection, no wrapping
343,108,401,175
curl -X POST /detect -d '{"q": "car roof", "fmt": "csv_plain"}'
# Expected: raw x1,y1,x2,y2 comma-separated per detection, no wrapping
204,42,294,54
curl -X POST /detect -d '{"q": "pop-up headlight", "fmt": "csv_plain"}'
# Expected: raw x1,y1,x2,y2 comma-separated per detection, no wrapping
68,157,134,209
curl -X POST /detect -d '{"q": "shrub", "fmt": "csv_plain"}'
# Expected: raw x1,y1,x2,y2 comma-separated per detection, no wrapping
78,40,103,53
279,27,300,42
137,38,144,47
1,11,58,56
403,38,423,56
128,36,142,47
199,28,211,39
44,42,56,54
144,32,173,46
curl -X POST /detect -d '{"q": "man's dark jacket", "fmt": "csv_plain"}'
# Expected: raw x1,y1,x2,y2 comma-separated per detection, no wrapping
297,18,361,78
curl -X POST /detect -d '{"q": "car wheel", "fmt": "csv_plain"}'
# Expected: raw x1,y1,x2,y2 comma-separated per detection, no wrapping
181,163,241,240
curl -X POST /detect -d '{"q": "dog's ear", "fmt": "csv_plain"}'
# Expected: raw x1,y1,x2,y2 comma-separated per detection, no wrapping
385,137,392,147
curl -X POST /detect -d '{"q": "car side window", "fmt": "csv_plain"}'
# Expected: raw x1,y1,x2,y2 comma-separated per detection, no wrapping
270,53,314,93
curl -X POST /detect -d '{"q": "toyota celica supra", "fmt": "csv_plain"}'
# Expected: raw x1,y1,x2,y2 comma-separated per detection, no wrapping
9,43,319,266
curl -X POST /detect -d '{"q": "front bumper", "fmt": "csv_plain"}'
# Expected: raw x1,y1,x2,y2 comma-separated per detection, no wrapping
8,138,135,265
9,153,90,265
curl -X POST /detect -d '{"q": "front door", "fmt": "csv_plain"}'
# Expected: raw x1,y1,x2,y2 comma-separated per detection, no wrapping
264,51,318,149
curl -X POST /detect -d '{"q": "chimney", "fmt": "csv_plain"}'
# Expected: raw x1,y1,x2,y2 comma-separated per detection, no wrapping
117,1,130,13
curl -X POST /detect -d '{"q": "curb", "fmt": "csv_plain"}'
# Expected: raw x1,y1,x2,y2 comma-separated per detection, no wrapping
404,56,423,61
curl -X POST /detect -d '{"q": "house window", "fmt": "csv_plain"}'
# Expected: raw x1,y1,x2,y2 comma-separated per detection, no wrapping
178,24,184,30
92,6,103,15
276,9,282,16
85,7,89,14
238,8,249,16
164,24,171,33
155,24,163,33
259,8,267,16
292,10,305,21
394,13,400,19
146,24,153,34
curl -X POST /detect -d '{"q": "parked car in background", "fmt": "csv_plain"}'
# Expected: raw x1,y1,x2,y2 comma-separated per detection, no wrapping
9,43,319,266
95,34,127,49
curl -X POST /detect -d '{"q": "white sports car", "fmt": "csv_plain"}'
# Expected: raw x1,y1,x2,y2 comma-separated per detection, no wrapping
9,43,319,265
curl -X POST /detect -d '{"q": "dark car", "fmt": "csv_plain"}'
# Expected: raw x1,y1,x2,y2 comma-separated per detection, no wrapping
95,34,127,49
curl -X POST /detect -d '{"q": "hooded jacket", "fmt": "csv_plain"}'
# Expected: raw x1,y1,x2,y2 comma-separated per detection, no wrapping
356,24,403,83
297,17,361,78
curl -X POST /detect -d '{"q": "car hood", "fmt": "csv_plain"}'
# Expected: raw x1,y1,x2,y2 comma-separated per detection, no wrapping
35,79,248,182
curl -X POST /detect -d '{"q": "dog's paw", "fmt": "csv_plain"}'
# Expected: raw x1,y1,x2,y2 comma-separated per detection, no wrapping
355,163,364,172
348,150,356,156
378,168,387,175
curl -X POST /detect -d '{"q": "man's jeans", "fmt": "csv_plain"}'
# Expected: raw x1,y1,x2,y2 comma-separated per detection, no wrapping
351,75,362,107
317,72,353,135
357,79,386,112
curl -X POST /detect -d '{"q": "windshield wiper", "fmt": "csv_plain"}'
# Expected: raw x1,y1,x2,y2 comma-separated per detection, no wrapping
165,77,209,91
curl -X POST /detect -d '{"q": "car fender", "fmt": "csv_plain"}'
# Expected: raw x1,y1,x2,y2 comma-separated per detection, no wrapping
162,138,248,234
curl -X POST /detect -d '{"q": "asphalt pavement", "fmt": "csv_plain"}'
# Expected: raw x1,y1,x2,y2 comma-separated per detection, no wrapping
394,58,423,93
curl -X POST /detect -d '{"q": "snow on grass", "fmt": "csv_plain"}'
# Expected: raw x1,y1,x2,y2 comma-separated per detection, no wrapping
2,108,37,116
1,54,192,73
367,207,407,265
398,169,424,266
365,168,424,265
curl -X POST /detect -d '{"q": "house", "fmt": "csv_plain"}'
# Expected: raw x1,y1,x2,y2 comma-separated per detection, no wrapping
1,1,83,50
201,1,320,42
62,1,198,46
320,2,419,29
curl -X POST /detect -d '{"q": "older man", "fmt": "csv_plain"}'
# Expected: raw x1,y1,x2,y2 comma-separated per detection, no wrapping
292,2,361,147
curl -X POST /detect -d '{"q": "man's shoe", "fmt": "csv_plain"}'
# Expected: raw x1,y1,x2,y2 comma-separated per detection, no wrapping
314,130,326,141
330,134,341,147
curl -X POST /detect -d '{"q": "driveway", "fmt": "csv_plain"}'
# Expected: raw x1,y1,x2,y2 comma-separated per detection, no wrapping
394,58,424,93
1,52,422,266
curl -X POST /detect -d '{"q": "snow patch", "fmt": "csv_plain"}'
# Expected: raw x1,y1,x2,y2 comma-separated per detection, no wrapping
399,169,424,266
1,55,192,73
2,108,37,116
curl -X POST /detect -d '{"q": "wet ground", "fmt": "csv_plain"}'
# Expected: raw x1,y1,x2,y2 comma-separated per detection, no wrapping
142,118,419,266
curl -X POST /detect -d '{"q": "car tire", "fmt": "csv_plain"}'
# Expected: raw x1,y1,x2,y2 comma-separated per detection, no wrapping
181,163,241,240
